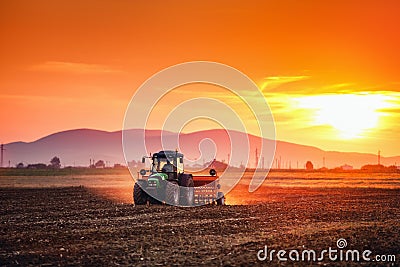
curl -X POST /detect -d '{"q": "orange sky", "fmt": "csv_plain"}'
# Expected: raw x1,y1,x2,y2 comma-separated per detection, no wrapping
0,0,399,156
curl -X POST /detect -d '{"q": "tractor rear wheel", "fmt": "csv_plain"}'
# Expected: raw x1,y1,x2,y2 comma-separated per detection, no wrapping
148,196,162,205
165,181,180,206
133,183,147,205
179,174,194,206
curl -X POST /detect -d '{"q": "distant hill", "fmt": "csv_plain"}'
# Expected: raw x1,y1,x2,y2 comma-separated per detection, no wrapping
3,128,400,169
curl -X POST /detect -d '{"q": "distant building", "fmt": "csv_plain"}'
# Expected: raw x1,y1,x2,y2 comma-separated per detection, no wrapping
360,164,398,172
27,163,47,169
341,164,353,171
95,160,106,168
113,163,126,169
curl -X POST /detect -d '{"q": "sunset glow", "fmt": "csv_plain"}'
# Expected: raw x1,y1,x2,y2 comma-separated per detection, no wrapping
296,94,393,139
0,1,399,157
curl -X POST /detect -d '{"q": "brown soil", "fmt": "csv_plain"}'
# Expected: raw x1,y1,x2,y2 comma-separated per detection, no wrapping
0,186,399,266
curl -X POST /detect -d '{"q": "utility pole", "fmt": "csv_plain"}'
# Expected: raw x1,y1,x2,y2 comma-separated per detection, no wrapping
255,148,259,168
0,144,5,168
378,150,381,165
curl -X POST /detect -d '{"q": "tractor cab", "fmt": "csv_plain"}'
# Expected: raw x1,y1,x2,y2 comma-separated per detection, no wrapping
149,150,184,180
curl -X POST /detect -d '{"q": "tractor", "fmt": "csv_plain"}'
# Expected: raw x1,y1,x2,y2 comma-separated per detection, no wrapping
133,150,225,206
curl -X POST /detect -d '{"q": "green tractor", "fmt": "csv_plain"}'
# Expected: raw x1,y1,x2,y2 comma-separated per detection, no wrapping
133,150,225,206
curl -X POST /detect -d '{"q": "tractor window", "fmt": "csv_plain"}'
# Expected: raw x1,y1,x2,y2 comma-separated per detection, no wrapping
159,159,169,172
155,158,172,172
154,156,183,173
177,156,184,173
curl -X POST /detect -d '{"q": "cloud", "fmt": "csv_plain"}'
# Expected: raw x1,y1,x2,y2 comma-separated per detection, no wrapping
28,61,123,74
260,75,310,90
378,108,400,114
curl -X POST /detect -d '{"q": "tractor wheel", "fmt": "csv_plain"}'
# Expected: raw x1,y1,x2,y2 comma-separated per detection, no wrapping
179,174,194,206
133,183,147,205
165,181,180,206
216,192,225,206
148,196,162,205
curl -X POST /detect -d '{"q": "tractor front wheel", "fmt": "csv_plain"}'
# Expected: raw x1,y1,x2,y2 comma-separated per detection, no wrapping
165,181,180,206
133,183,147,205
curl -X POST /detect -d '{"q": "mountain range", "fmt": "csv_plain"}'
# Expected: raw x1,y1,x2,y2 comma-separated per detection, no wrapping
3,129,399,169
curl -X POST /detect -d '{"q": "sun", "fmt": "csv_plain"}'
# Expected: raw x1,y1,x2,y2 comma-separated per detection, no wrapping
296,94,391,139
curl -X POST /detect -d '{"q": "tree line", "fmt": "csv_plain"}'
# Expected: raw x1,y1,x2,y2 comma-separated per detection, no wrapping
16,156,61,169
